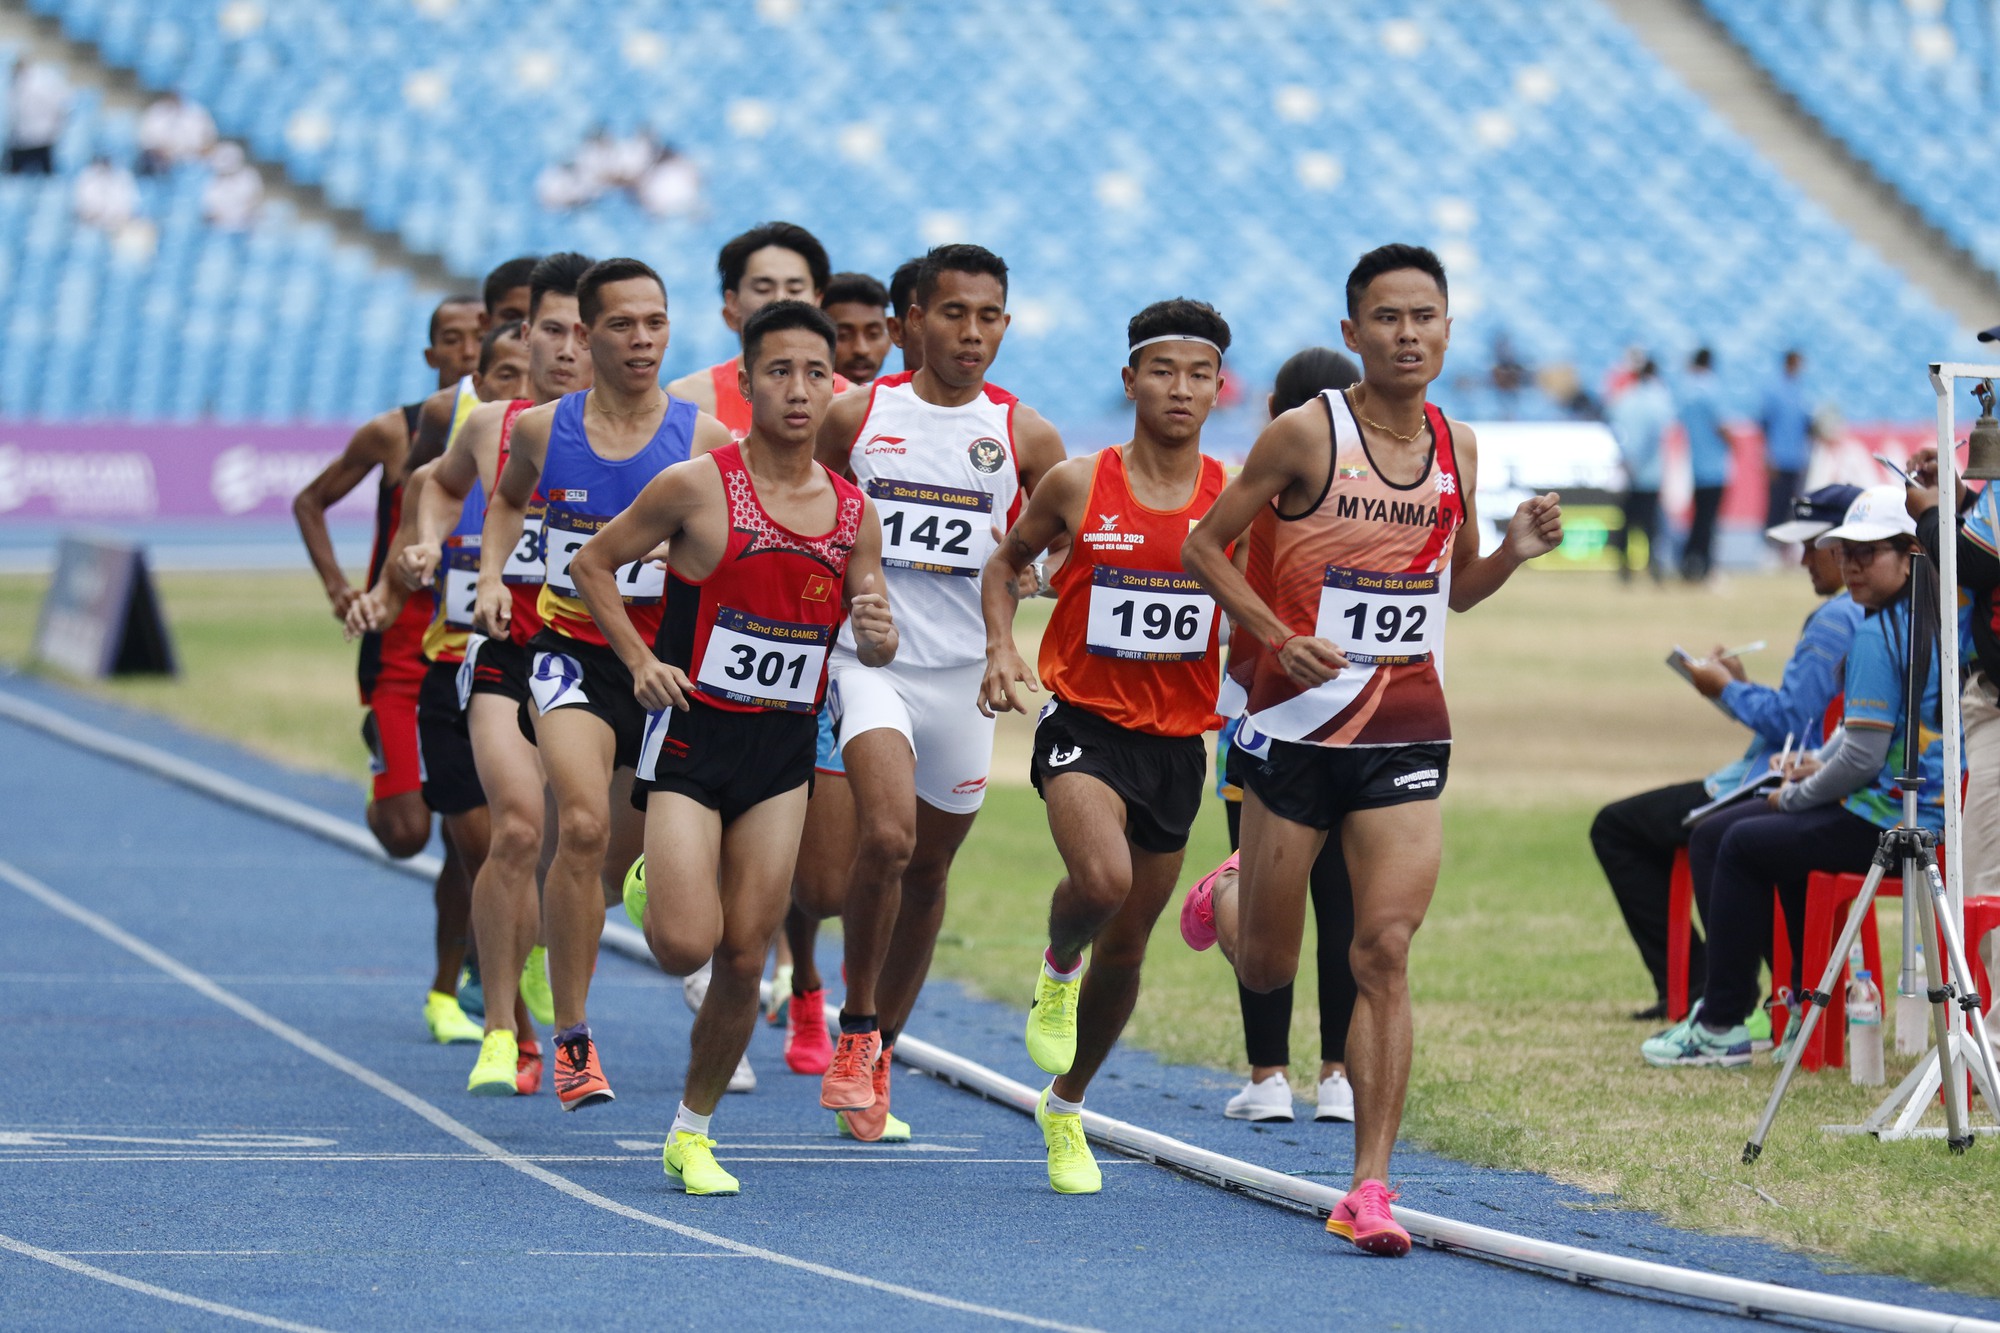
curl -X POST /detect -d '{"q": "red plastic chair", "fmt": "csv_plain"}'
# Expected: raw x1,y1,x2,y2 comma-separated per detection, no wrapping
1962,895,2000,1019
1665,845,1791,1036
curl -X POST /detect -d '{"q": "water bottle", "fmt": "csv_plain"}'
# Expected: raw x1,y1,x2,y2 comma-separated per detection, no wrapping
1849,968,1885,1087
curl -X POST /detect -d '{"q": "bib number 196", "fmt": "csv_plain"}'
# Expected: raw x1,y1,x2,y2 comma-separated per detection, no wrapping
1085,567,1215,662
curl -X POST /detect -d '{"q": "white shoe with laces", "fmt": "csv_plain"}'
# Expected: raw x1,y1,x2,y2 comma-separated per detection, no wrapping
1315,1070,1355,1122
728,1050,756,1093
1223,1071,1295,1122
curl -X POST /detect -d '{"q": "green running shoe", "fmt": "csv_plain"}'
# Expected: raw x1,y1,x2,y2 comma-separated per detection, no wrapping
424,990,485,1045
622,855,647,931
468,1029,520,1096
836,1109,911,1142
1024,965,1082,1075
1036,1088,1101,1194
1744,1006,1773,1053
1641,1013,1754,1068
519,945,554,1028
663,1130,739,1195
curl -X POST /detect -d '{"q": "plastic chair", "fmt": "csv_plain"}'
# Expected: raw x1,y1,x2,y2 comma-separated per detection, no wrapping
1665,845,1790,1037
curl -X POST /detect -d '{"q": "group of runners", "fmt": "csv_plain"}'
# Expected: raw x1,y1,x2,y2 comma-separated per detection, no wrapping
295,227,1563,1257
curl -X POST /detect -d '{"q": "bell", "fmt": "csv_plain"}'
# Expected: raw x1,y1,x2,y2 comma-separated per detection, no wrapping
1969,380,2000,481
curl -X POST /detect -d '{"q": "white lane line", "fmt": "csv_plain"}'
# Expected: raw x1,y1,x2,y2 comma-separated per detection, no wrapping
0,1231,330,1332
528,1251,756,1259
610,1138,977,1153
0,1153,1119,1165
63,1250,282,1256
0,857,1094,1333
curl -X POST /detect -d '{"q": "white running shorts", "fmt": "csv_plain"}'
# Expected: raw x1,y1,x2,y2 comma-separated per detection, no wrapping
826,651,995,814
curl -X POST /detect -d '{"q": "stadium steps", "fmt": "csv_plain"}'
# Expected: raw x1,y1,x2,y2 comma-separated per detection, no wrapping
0,0,468,292
1603,0,1998,330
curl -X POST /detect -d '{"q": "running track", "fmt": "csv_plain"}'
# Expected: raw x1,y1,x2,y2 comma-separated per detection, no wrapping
3,673,1996,1331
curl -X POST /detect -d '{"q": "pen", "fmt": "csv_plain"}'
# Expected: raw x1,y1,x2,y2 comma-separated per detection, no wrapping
1715,640,1765,661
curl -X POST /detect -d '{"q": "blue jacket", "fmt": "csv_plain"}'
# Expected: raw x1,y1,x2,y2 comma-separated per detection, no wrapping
1679,370,1731,489
1610,378,1674,492
1759,373,1812,472
1704,591,1865,795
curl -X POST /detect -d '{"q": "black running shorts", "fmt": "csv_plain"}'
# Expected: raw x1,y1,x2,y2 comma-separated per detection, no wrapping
1029,697,1207,854
417,657,486,815
1242,739,1449,831
525,630,647,771
632,695,817,825
467,634,531,706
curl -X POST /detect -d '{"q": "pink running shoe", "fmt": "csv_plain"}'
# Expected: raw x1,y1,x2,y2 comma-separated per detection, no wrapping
1326,1179,1410,1257
785,987,833,1075
1179,852,1238,951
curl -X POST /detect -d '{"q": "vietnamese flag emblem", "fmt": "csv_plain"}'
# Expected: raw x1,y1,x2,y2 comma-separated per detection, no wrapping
803,574,834,602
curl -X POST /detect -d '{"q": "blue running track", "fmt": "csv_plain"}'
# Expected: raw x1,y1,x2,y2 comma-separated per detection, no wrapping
3,674,1996,1331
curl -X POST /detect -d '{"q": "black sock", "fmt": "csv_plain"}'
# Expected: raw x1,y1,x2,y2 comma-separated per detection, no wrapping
881,1026,901,1049
839,1011,878,1036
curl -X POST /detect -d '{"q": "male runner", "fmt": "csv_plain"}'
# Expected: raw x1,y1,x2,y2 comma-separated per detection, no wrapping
574,300,896,1194
1180,244,1562,1256
293,293,487,1044
886,258,924,376
813,243,1066,1140
476,257,731,1110
664,222,847,440
981,299,1236,1193
822,271,892,385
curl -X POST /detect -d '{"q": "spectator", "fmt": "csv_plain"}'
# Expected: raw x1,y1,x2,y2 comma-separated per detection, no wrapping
1643,487,1965,1069
6,60,71,175
606,127,658,188
1679,347,1729,583
73,154,139,231
136,90,216,175
573,124,623,196
1609,357,1673,583
1590,485,1863,1018
637,143,702,219
534,159,591,213
201,142,263,230
1760,350,1813,541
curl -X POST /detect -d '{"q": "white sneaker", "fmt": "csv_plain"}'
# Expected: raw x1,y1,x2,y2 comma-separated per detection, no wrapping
683,959,712,1015
1315,1070,1354,1122
727,1050,756,1093
1223,1071,1295,1122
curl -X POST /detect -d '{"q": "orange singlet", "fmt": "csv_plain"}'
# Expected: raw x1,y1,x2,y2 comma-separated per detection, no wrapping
1040,445,1230,738
707,357,850,442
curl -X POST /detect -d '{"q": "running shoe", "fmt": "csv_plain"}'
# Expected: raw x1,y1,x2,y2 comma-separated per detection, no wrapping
663,1131,739,1196
820,1030,881,1111
1327,1179,1410,1257
554,1030,615,1111
621,854,647,931
1770,1017,1805,1066
766,964,793,1026
519,946,554,1028
728,1051,756,1094
1223,1071,1295,1122
1180,852,1238,952
1025,964,1082,1075
785,986,833,1075
516,1039,543,1096
1745,1007,1774,1053
468,1030,519,1097
457,959,485,1020
1036,1087,1102,1195
1640,1014,1754,1068
1314,1071,1354,1123
683,959,712,1015
425,990,485,1045
835,1044,902,1142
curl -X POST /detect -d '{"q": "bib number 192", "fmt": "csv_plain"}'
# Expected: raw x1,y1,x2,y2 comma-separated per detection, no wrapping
1315,565,1441,666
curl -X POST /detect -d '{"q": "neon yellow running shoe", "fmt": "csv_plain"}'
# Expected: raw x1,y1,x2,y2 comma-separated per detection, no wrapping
836,1109,911,1142
468,1029,520,1096
1025,965,1082,1075
519,945,554,1027
622,855,647,931
425,990,484,1045
1037,1087,1101,1195
663,1130,739,1195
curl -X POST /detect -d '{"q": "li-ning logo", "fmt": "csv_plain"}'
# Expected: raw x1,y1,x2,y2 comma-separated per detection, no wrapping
862,434,906,455
1392,768,1440,789
952,776,989,794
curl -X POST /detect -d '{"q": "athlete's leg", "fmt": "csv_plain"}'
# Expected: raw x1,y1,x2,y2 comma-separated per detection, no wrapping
468,693,545,1036
430,835,474,995
638,792,723,978
876,799,978,1039
601,768,645,910
1340,801,1441,1187
789,770,854,993
370,792,432,859
535,707,619,1030
1042,773,1135,970
1052,838,1185,1102
837,728,918,1019
1232,789,1327,994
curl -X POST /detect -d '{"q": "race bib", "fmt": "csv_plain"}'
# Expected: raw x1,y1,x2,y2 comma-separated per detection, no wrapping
695,608,832,712
502,511,545,584
544,514,665,603
1085,566,1215,662
868,478,993,577
440,538,481,630
1314,565,1442,666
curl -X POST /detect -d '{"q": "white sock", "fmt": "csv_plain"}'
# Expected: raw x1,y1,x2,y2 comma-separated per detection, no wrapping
671,1102,711,1138
1255,1070,1288,1086
1043,949,1084,982
1045,1087,1085,1116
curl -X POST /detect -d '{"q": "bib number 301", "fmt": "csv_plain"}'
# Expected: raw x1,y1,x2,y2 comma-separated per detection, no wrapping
695,608,832,712
1314,566,1441,666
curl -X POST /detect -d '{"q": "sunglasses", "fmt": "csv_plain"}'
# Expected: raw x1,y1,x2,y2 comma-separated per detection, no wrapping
1836,541,1902,568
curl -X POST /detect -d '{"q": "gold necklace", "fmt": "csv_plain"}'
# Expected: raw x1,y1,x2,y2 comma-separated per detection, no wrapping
1352,404,1427,444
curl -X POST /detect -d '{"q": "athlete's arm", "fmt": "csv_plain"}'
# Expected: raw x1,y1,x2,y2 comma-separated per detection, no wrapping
571,457,708,712
1443,422,1562,611
345,459,437,637
813,389,871,481
689,411,733,459
1184,410,1349,687
405,404,495,592
978,456,1087,716
844,499,898,669
665,369,715,414
474,403,552,638
1011,405,1068,494
292,409,402,621
404,387,457,475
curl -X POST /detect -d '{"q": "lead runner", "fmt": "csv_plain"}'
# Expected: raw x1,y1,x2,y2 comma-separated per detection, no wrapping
1181,244,1562,1256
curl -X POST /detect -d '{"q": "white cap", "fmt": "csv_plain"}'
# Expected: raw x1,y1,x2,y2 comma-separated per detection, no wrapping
1814,484,1917,547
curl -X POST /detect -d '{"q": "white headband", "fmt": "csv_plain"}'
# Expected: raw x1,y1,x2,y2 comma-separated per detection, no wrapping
1129,334,1224,359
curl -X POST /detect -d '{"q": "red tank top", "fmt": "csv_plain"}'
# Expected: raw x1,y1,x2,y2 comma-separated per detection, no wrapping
1040,446,1230,738
379,482,436,650
492,399,545,644
654,443,865,713
708,357,850,442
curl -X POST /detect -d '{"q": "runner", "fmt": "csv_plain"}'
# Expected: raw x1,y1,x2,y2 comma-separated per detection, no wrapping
886,257,924,376
822,271,892,386
1180,244,1563,1256
980,299,1236,1193
476,257,731,1111
292,292,486,1044
814,243,1066,1140
664,222,847,441
573,300,896,1194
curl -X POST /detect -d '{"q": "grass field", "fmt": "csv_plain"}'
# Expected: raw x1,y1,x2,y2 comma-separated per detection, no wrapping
5,565,1998,1293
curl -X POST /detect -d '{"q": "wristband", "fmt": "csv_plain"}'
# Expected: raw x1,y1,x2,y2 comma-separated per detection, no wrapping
1272,632,1303,656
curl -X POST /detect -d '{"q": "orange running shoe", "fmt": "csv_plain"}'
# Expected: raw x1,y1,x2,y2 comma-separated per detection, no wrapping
1326,1179,1411,1257
819,1029,881,1111
553,1030,615,1112
785,987,833,1075
516,1039,543,1096
835,1043,898,1141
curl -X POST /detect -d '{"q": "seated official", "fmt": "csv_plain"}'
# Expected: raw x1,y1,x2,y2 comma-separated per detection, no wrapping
1590,485,1862,1020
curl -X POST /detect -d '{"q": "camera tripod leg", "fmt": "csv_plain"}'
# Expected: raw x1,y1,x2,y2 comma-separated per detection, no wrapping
1919,857,2000,1125
1910,858,1972,1152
